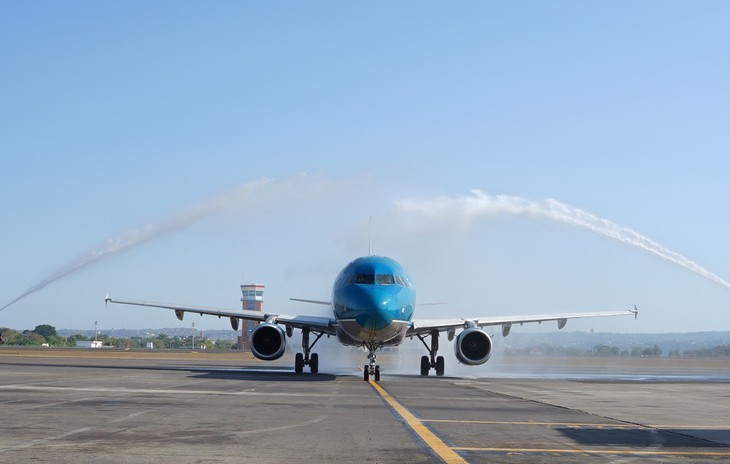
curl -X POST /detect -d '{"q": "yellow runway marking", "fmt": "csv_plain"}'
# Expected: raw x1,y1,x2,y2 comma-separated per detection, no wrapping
453,447,730,457
425,419,730,430
426,419,637,427
369,380,467,464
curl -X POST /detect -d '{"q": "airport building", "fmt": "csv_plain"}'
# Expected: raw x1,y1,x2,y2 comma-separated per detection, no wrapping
238,283,264,350
75,340,103,348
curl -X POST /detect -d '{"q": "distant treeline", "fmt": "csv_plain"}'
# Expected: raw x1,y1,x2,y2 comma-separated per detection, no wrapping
0,325,237,350
506,343,730,358
4,325,730,358
673,345,730,357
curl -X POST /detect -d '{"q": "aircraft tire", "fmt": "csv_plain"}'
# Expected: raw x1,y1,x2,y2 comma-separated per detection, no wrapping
435,356,445,376
310,353,319,374
374,365,380,382
363,365,370,381
420,356,430,376
295,353,304,374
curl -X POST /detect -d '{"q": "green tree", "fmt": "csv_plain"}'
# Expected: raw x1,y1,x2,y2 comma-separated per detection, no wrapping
19,330,47,346
214,339,236,350
594,344,621,356
155,333,170,348
33,324,57,338
0,329,21,345
641,345,662,356
67,334,89,344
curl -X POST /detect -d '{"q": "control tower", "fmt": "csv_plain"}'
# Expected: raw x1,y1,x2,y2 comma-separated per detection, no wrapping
238,283,265,350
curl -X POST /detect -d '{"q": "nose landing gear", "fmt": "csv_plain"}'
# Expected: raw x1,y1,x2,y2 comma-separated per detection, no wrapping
363,344,381,381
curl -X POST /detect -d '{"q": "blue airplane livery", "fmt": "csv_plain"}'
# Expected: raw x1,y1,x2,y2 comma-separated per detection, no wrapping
106,255,637,381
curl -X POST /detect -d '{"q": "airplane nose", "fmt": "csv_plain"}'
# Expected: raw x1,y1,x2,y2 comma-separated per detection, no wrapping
347,286,396,331
365,288,394,311
351,287,393,312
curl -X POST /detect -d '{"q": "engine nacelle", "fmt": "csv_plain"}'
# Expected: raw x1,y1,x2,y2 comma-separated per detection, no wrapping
454,328,492,365
250,323,287,361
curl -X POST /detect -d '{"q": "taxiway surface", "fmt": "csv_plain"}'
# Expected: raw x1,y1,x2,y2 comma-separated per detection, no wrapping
1,349,728,463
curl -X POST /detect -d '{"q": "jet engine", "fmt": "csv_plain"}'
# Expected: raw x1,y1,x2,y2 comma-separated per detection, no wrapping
250,323,287,361
454,327,492,365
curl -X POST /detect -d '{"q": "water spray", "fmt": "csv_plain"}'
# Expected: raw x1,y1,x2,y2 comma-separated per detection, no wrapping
3,182,727,314
396,189,730,290
0,178,271,312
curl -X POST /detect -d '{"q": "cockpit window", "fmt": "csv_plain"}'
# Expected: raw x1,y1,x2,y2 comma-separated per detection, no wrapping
376,274,395,285
354,273,375,284
398,275,413,288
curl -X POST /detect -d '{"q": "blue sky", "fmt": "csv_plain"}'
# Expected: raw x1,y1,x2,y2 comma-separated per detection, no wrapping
1,2,729,334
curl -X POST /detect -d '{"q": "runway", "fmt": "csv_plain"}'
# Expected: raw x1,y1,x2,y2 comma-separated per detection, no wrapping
1,348,728,463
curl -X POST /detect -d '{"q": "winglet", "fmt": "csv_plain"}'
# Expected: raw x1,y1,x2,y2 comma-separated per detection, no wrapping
105,293,112,306
630,305,639,319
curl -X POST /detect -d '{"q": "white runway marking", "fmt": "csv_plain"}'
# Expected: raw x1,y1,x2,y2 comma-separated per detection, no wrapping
22,396,107,410
0,384,359,399
231,415,328,437
0,427,92,453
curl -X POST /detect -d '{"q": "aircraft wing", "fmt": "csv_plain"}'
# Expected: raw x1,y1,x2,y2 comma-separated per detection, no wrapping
105,296,337,335
408,307,638,337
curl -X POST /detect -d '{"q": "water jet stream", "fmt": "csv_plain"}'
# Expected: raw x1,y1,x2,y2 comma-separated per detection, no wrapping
396,190,730,290
0,178,270,312
3,183,727,314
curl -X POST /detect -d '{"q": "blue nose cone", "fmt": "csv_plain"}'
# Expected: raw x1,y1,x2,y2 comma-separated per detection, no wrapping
340,285,396,331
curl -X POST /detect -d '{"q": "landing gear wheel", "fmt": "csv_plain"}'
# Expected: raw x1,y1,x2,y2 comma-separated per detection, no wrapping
310,353,319,374
420,355,430,376
417,330,441,377
363,364,370,381
435,356,445,377
300,328,325,375
374,365,381,382
295,353,304,374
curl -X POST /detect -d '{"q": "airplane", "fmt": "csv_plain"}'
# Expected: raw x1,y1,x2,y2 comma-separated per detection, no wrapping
106,255,638,381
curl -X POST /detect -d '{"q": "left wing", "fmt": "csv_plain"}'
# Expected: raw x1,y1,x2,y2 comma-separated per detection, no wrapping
408,307,638,337
105,296,337,335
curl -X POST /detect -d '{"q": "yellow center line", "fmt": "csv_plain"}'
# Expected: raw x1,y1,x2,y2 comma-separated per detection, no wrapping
452,447,730,457
368,380,467,464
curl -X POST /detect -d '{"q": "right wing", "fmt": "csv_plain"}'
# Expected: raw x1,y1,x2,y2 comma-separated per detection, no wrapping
408,307,638,337
105,296,337,335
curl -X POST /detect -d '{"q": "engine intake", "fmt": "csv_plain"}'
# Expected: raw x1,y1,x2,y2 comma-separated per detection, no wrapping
454,328,492,365
250,323,287,361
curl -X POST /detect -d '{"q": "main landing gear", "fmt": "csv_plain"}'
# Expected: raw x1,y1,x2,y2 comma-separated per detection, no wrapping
417,330,445,377
295,328,324,374
363,344,381,382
